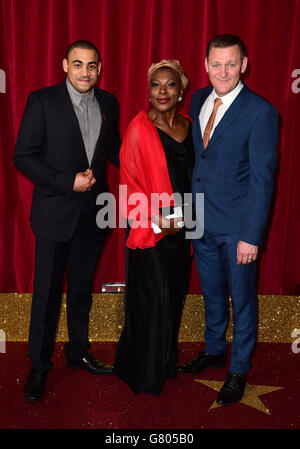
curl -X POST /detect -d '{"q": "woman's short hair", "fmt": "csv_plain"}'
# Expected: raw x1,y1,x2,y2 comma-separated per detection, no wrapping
148,59,188,90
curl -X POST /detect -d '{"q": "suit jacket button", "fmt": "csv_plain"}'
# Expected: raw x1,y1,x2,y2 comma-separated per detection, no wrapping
201,153,205,158
196,177,200,182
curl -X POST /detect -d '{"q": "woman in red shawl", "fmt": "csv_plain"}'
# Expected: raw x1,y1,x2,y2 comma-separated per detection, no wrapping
114,60,194,394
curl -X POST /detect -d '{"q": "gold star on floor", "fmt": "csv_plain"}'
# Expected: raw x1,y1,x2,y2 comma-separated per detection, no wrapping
195,379,284,415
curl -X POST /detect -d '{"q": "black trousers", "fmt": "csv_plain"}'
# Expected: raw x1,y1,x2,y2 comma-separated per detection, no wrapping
114,229,191,395
28,212,108,372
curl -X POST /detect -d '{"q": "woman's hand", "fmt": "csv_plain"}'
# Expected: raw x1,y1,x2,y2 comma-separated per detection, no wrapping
158,214,184,236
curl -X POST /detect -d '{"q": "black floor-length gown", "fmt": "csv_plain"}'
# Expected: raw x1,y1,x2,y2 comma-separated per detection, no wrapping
114,122,194,394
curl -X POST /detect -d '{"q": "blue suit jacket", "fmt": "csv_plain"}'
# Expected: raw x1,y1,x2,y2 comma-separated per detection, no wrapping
190,84,278,246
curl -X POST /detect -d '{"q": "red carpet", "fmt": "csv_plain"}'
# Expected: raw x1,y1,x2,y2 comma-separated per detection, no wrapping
0,342,299,430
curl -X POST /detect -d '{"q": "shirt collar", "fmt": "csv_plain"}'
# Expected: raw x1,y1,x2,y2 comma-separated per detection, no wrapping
212,80,243,107
66,78,95,106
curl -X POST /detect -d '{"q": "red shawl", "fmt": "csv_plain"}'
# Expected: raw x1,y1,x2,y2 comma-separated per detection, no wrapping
120,110,178,249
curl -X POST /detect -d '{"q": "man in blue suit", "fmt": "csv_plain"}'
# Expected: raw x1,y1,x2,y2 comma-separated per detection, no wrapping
178,35,278,405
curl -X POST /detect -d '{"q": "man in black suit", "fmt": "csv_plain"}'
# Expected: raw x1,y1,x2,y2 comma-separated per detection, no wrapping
14,40,121,402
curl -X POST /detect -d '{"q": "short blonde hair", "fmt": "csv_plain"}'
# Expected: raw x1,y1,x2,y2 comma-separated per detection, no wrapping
148,59,188,90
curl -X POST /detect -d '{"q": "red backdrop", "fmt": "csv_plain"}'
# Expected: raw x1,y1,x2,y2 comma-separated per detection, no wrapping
0,0,300,294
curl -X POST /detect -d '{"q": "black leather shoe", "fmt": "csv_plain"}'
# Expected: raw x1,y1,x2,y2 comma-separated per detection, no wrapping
177,351,227,374
23,368,48,403
67,353,113,375
216,372,247,405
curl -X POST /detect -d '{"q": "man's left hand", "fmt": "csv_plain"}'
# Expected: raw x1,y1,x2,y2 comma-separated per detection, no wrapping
237,240,258,265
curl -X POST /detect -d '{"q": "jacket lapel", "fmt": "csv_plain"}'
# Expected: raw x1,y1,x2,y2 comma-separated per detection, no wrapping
59,81,89,167
91,89,109,165
194,86,213,152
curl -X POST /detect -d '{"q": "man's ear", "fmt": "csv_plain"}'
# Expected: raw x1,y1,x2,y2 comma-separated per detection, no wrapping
205,57,209,73
62,58,68,74
241,57,248,74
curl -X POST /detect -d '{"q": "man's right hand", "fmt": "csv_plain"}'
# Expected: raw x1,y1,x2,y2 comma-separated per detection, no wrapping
73,169,96,192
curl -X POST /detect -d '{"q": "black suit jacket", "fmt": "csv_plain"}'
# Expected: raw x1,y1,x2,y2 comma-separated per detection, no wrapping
14,81,121,241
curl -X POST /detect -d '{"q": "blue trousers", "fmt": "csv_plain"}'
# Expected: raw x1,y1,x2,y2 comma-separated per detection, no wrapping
192,231,257,375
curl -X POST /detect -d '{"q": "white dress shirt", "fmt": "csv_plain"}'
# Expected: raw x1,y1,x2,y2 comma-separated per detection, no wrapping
199,81,244,138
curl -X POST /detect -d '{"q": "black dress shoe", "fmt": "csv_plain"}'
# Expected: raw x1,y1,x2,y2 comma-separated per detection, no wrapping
177,351,227,374
67,353,113,375
23,368,48,403
216,372,247,405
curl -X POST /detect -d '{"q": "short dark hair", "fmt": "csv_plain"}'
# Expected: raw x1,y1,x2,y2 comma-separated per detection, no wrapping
206,34,246,62
65,40,101,63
